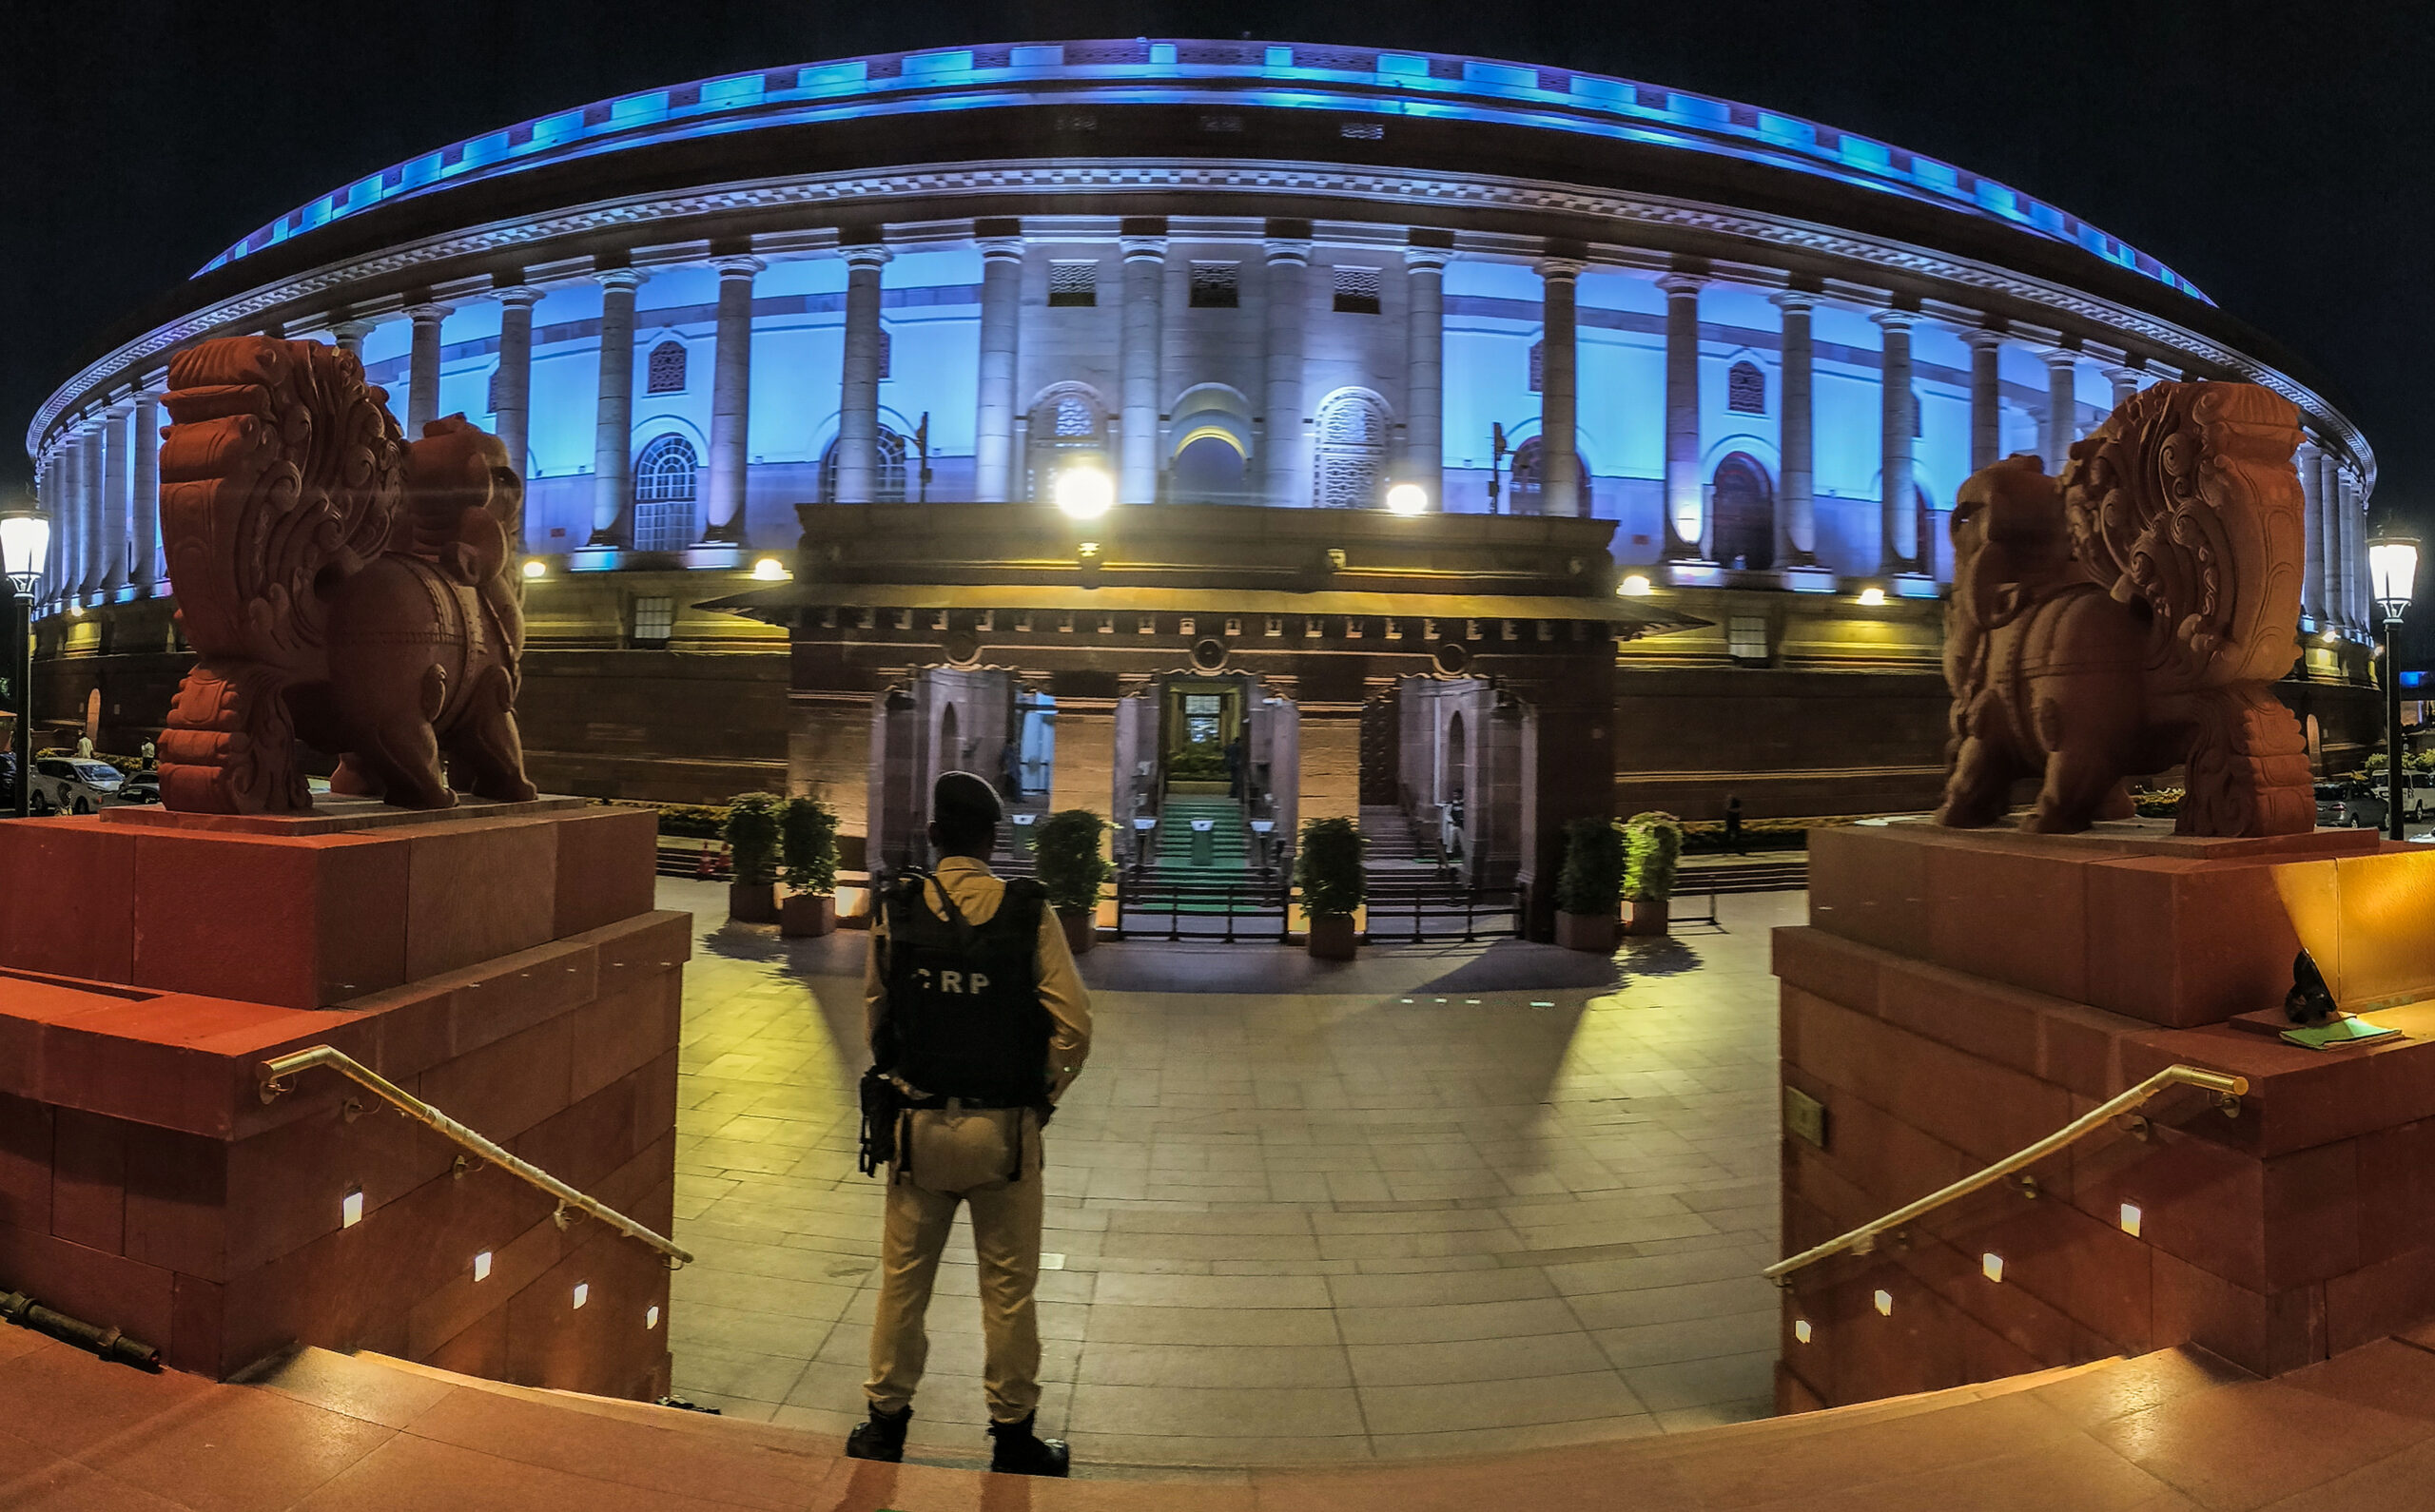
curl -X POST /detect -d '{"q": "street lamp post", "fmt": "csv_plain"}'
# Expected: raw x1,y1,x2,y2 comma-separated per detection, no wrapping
2367,521,2420,843
0,506,53,820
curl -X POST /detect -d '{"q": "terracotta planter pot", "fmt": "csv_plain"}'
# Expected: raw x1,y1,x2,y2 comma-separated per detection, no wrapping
779,892,836,938
1626,897,1671,937
1306,913,1358,960
1058,907,1097,956
1554,909,1619,953
728,881,778,924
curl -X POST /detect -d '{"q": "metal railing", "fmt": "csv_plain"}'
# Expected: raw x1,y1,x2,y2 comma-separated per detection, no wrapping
1763,1063,2249,1284
257,1045,692,1269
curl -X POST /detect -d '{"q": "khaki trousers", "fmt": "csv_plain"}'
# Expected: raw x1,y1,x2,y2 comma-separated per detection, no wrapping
865,1104,1044,1423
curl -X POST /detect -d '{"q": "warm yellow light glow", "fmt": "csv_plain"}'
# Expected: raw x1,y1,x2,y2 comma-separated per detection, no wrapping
2119,1203,2143,1238
646,1305,661,1330
1054,464,1115,520
1616,573,1654,598
1385,482,1429,515
573,1282,590,1309
1857,586,1889,607
473,1250,493,1281
1982,1252,2004,1284
751,556,790,582
1793,1319,1813,1345
341,1190,363,1229
520,557,547,580
68,604,82,617
1873,1289,1893,1316
2370,537,2420,611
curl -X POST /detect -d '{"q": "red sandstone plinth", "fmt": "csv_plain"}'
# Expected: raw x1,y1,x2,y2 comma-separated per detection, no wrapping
0,801,684,1398
1777,819,2435,1410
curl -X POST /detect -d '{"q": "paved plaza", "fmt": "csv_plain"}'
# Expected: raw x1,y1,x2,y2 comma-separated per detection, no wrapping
660,877,1796,1467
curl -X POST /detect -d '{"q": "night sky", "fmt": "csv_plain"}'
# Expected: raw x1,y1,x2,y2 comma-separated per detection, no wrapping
6,0,2426,515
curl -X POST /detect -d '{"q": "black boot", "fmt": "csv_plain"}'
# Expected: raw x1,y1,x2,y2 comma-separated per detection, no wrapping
987,1412,1070,1477
846,1404,912,1463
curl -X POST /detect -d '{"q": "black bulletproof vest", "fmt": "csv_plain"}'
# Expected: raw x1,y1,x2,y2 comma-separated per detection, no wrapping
881,872,1053,1108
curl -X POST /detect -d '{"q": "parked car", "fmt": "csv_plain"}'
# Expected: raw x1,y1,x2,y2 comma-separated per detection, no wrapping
118,769,162,804
2399,771,2434,823
27,757,126,815
2316,781,2388,830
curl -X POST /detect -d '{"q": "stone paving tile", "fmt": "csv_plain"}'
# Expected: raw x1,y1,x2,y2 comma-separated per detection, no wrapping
661,877,1796,1462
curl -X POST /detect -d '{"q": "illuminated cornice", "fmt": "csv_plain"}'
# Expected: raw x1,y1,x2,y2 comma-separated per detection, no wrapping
193,39,2207,305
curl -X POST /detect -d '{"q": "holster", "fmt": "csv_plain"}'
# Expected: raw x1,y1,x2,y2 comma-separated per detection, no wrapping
857,1067,904,1177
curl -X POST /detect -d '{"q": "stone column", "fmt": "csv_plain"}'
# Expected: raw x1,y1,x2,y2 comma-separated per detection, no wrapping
79,424,105,596
1537,258,1583,517
2104,365,2140,417
1659,274,1705,556
2319,451,2346,628
1262,235,1310,507
2041,350,2078,472
587,269,643,547
973,235,1023,503
2298,437,2325,623
2341,472,2363,630
51,437,78,605
1965,329,2003,474
331,319,376,359
702,257,761,549
1876,310,1918,575
490,287,540,508
1403,244,1447,507
1119,230,1167,503
131,391,161,594
99,400,134,594
405,302,450,433
1772,292,1817,564
835,243,890,502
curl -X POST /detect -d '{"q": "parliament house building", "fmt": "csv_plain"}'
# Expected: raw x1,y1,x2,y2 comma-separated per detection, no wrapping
26,40,2379,917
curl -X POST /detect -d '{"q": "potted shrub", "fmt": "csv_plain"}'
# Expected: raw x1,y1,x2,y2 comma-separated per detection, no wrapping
723,791,783,923
778,795,841,938
1296,816,1367,960
1553,816,1626,952
1622,811,1685,936
1034,809,1111,955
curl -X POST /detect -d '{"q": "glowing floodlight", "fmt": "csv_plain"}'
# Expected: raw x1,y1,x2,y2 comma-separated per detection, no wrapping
751,556,791,582
341,1190,364,1229
473,1250,493,1281
1384,481,1429,515
1054,464,1115,520
1856,586,1889,607
2369,525,2419,626
520,557,548,580
1616,573,1653,598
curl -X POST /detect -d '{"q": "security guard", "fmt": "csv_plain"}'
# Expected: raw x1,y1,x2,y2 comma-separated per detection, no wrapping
847,771,1091,1476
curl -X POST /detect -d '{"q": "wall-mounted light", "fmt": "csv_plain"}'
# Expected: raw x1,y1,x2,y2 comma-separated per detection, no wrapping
1873,1289,1893,1316
1616,573,1653,598
1054,463,1114,520
1793,1319,1813,1345
341,1189,364,1229
1856,586,1888,608
572,1282,590,1309
520,557,547,580
1384,481,1429,515
2118,1203,2143,1238
1982,1252,2004,1283
646,1305,661,1330
473,1250,493,1282
750,556,790,582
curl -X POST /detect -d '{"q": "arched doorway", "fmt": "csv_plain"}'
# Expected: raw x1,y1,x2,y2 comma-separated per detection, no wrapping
1711,453,1775,571
1444,711,1467,806
1170,434,1246,499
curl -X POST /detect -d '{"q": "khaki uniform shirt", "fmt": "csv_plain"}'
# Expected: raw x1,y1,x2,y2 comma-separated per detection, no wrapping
865,856,1092,1100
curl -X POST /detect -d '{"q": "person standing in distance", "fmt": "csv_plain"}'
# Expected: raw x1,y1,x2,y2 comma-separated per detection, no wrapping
847,771,1092,1476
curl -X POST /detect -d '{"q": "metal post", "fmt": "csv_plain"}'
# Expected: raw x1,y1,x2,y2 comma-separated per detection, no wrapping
10,591,29,819
2388,614,2407,842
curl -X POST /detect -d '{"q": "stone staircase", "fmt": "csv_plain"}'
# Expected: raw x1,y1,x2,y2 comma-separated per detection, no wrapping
1150,794,1250,874
1358,803,1441,874
25,1325,2435,1506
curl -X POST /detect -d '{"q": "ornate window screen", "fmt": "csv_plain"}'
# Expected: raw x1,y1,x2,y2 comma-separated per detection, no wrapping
1053,397,1096,438
1332,264,1383,315
646,340,687,395
1048,261,1098,306
633,434,699,550
1313,392,1387,508
1190,262,1240,308
1727,360,1766,415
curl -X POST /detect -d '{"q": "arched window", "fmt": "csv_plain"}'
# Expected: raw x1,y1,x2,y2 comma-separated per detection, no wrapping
1728,361,1766,416
1170,435,1246,499
1509,436,1543,515
646,340,687,395
1312,392,1387,509
1025,388,1109,501
1528,340,1545,394
819,426,909,502
1711,452,1775,572
633,435,699,551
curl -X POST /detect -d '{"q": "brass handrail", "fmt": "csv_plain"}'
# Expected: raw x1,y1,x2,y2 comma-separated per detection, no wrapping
257,1044,692,1269
1763,1063,2248,1284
